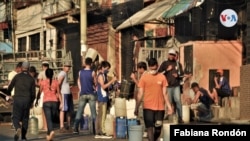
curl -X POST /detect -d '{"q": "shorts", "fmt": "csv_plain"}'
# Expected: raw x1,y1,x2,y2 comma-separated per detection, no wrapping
215,88,230,97
143,109,164,128
61,94,74,112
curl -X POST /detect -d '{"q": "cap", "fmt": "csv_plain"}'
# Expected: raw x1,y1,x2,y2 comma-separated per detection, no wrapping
63,61,72,67
190,82,199,88
22,61,30,69
168,49,176,55
42,61,49,65
216,69,224,75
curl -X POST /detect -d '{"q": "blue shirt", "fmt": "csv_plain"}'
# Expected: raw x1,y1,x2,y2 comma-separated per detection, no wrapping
97,72,109,102
218,77,231,95
79,69,95,95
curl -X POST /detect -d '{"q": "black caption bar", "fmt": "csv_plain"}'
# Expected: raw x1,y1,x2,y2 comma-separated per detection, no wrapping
169,124,250,140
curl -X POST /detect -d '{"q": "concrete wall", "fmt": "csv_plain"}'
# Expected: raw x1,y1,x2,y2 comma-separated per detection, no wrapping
179,40,242,100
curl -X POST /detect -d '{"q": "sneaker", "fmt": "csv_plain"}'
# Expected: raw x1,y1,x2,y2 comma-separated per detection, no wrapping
143,132,148,138
101,134,112,139
14,128,21,141
94,134,102,139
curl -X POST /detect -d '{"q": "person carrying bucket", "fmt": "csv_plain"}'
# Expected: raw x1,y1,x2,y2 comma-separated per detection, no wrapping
134,58,173,141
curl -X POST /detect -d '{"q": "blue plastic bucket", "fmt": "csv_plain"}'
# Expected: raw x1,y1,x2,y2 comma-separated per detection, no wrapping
80,115,89,130
128,125,143,141
116,117,127,138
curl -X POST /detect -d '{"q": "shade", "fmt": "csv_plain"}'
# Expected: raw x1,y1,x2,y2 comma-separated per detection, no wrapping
116,0,200,31
0,42,13,54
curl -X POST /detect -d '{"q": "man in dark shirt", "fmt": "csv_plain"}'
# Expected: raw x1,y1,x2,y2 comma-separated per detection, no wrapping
7,61,36,141
191,82,214,121
158,49,184,123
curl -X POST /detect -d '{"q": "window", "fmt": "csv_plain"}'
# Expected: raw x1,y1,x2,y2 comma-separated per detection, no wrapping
29,33,40,51
18,37,26,52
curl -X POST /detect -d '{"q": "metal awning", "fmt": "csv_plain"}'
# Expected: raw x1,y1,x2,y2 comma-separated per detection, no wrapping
116,0,201,31
0,42,13,54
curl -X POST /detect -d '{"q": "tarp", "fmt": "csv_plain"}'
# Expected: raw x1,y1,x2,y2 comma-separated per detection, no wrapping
116,0,200,31
0,42,13,54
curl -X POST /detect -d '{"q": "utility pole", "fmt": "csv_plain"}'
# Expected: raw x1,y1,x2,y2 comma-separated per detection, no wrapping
80,0,87,65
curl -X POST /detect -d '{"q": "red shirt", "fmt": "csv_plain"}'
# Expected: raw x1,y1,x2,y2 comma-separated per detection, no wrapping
40,79,59,102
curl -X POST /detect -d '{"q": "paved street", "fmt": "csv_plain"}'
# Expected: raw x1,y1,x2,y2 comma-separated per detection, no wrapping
0,123,147,141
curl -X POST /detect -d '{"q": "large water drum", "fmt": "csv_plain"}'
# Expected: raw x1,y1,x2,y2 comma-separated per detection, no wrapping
116,117,127,139
119,79,135,99
80,115,89,130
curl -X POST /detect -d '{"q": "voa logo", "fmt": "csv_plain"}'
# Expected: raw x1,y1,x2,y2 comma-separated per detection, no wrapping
220,9,238,27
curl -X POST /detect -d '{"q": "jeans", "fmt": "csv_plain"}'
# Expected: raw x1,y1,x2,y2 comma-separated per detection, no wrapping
74,94,97,130
167,86,182,120
43,101,59,135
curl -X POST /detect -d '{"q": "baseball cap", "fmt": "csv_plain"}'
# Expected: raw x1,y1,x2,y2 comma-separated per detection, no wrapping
42,61,49,65
190,82,199,88
168,49,176,55
22,61,30,69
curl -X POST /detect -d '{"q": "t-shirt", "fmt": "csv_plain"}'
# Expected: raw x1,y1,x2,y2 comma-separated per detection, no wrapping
40,79,59,102
218,77,231,95
58,71,71,94
8,70,17,96
138,72,168,110
37,70,46,80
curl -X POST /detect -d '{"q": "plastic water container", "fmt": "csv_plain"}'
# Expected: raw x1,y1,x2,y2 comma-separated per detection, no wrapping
80,115,89,130
116,117,127,139
182,105,190,123
105,114,114,136
114,98,127,117
128,125,143,141
127,119,138,138
28,116,38,135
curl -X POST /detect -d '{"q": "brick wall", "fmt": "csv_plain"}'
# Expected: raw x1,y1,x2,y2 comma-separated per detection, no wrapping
240,64,250,119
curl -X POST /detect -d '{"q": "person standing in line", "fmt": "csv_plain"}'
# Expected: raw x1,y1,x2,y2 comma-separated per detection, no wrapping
158,49,184,123
73,57,97,134
134,58,173,141
37,61,50,131
130,61,147,87
58,62,73,132
130,61,148,137
7,61,36,141
37,68,62,141
95,61,117,139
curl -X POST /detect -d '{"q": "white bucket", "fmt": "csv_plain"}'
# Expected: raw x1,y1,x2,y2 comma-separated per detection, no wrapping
85,48,98,60
114,98,127,117
128,125,143,141
104,114,114,136
163,123,174,141
182,105,190,123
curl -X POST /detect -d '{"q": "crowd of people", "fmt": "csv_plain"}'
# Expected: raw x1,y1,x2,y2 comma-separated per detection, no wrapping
6,58,118,141
130,48,232,141
5,48,232,141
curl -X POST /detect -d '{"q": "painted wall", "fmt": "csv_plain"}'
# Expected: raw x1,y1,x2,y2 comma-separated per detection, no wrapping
179,40,242,101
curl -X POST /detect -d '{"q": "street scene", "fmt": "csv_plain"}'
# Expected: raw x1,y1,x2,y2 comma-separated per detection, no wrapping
0,0,250,141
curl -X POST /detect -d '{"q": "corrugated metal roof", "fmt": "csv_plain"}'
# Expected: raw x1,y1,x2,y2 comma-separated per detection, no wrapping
116,0,200,31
